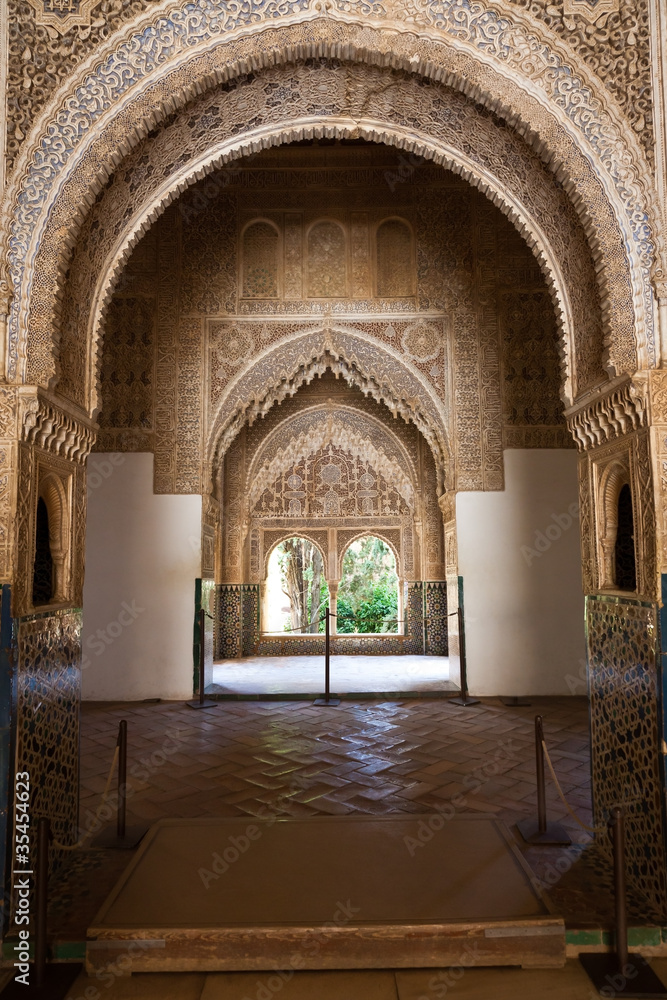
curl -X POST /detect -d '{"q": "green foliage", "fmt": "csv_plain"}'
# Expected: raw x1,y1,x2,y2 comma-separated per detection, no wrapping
336,536,398,633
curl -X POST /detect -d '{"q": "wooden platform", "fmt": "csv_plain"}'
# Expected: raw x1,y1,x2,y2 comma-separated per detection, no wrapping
86,815,565,974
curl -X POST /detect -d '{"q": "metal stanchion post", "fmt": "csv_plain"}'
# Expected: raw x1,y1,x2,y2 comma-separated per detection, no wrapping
500,695,532,706
517,715,571,845
2,819,82,998
314,607,339,706
187,607,218,709
92,720,149,849
449,606,479,706
580,807,667,996
117,719,127,840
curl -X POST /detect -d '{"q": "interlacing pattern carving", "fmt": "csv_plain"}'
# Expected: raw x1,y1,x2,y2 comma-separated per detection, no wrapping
5,0,155,170
505,0,652,158
4,10,654,399
9,0,650,174
52,64,605,414
246,407,416,517
15,610,82,853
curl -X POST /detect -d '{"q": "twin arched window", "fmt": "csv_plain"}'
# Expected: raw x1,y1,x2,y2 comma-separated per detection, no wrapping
241,217,414,299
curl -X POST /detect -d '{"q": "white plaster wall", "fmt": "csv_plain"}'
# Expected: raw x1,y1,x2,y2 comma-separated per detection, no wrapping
81,453,202,700
457,450,585,696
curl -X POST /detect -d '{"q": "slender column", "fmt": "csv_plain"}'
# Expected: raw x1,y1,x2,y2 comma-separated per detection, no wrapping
260,580,270,633
327,581,338,634
438,491,459,669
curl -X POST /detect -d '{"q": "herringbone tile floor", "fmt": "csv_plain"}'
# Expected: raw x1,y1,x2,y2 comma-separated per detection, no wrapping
78,697,591,833
43,694,621,945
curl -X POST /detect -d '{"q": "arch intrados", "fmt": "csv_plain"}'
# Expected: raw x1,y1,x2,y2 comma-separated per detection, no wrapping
601,461,631,520
38,474,66,535
86,117,576,412
338,531,401,582
5,14,655,390
263,532,328,583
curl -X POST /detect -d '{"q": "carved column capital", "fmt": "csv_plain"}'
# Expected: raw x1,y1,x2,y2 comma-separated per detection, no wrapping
438,491,456,524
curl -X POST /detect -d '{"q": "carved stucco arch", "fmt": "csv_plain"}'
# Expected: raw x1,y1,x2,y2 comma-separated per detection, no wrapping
71,97,591,412
51,57,609,415
1,5,659,396
597,457,633,591
245,404,417,517
207,326,451,493
262,531,329,583
36,471,69,604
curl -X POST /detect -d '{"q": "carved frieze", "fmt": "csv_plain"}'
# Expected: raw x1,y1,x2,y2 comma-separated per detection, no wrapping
566,377,648,452
18,389,96,464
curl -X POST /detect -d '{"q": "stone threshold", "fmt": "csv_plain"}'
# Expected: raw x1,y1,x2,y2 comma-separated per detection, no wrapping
5,928,667,965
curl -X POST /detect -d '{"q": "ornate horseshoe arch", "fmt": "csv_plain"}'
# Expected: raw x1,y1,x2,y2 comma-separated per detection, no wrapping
0,2,660,402
77,111,584,411
207,326,452,492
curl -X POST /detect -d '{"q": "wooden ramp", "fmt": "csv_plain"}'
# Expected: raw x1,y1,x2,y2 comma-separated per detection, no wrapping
86,815,565,973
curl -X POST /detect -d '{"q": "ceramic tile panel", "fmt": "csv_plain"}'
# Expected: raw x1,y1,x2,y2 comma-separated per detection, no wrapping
586,595,666,918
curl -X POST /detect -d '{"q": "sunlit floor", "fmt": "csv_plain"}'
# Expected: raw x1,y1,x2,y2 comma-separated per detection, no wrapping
208,654,455,695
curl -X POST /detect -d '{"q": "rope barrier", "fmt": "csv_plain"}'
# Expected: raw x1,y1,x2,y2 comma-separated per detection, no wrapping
260,612,406,636
540,740,603,835
51,745,120,851
540,739,641,837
